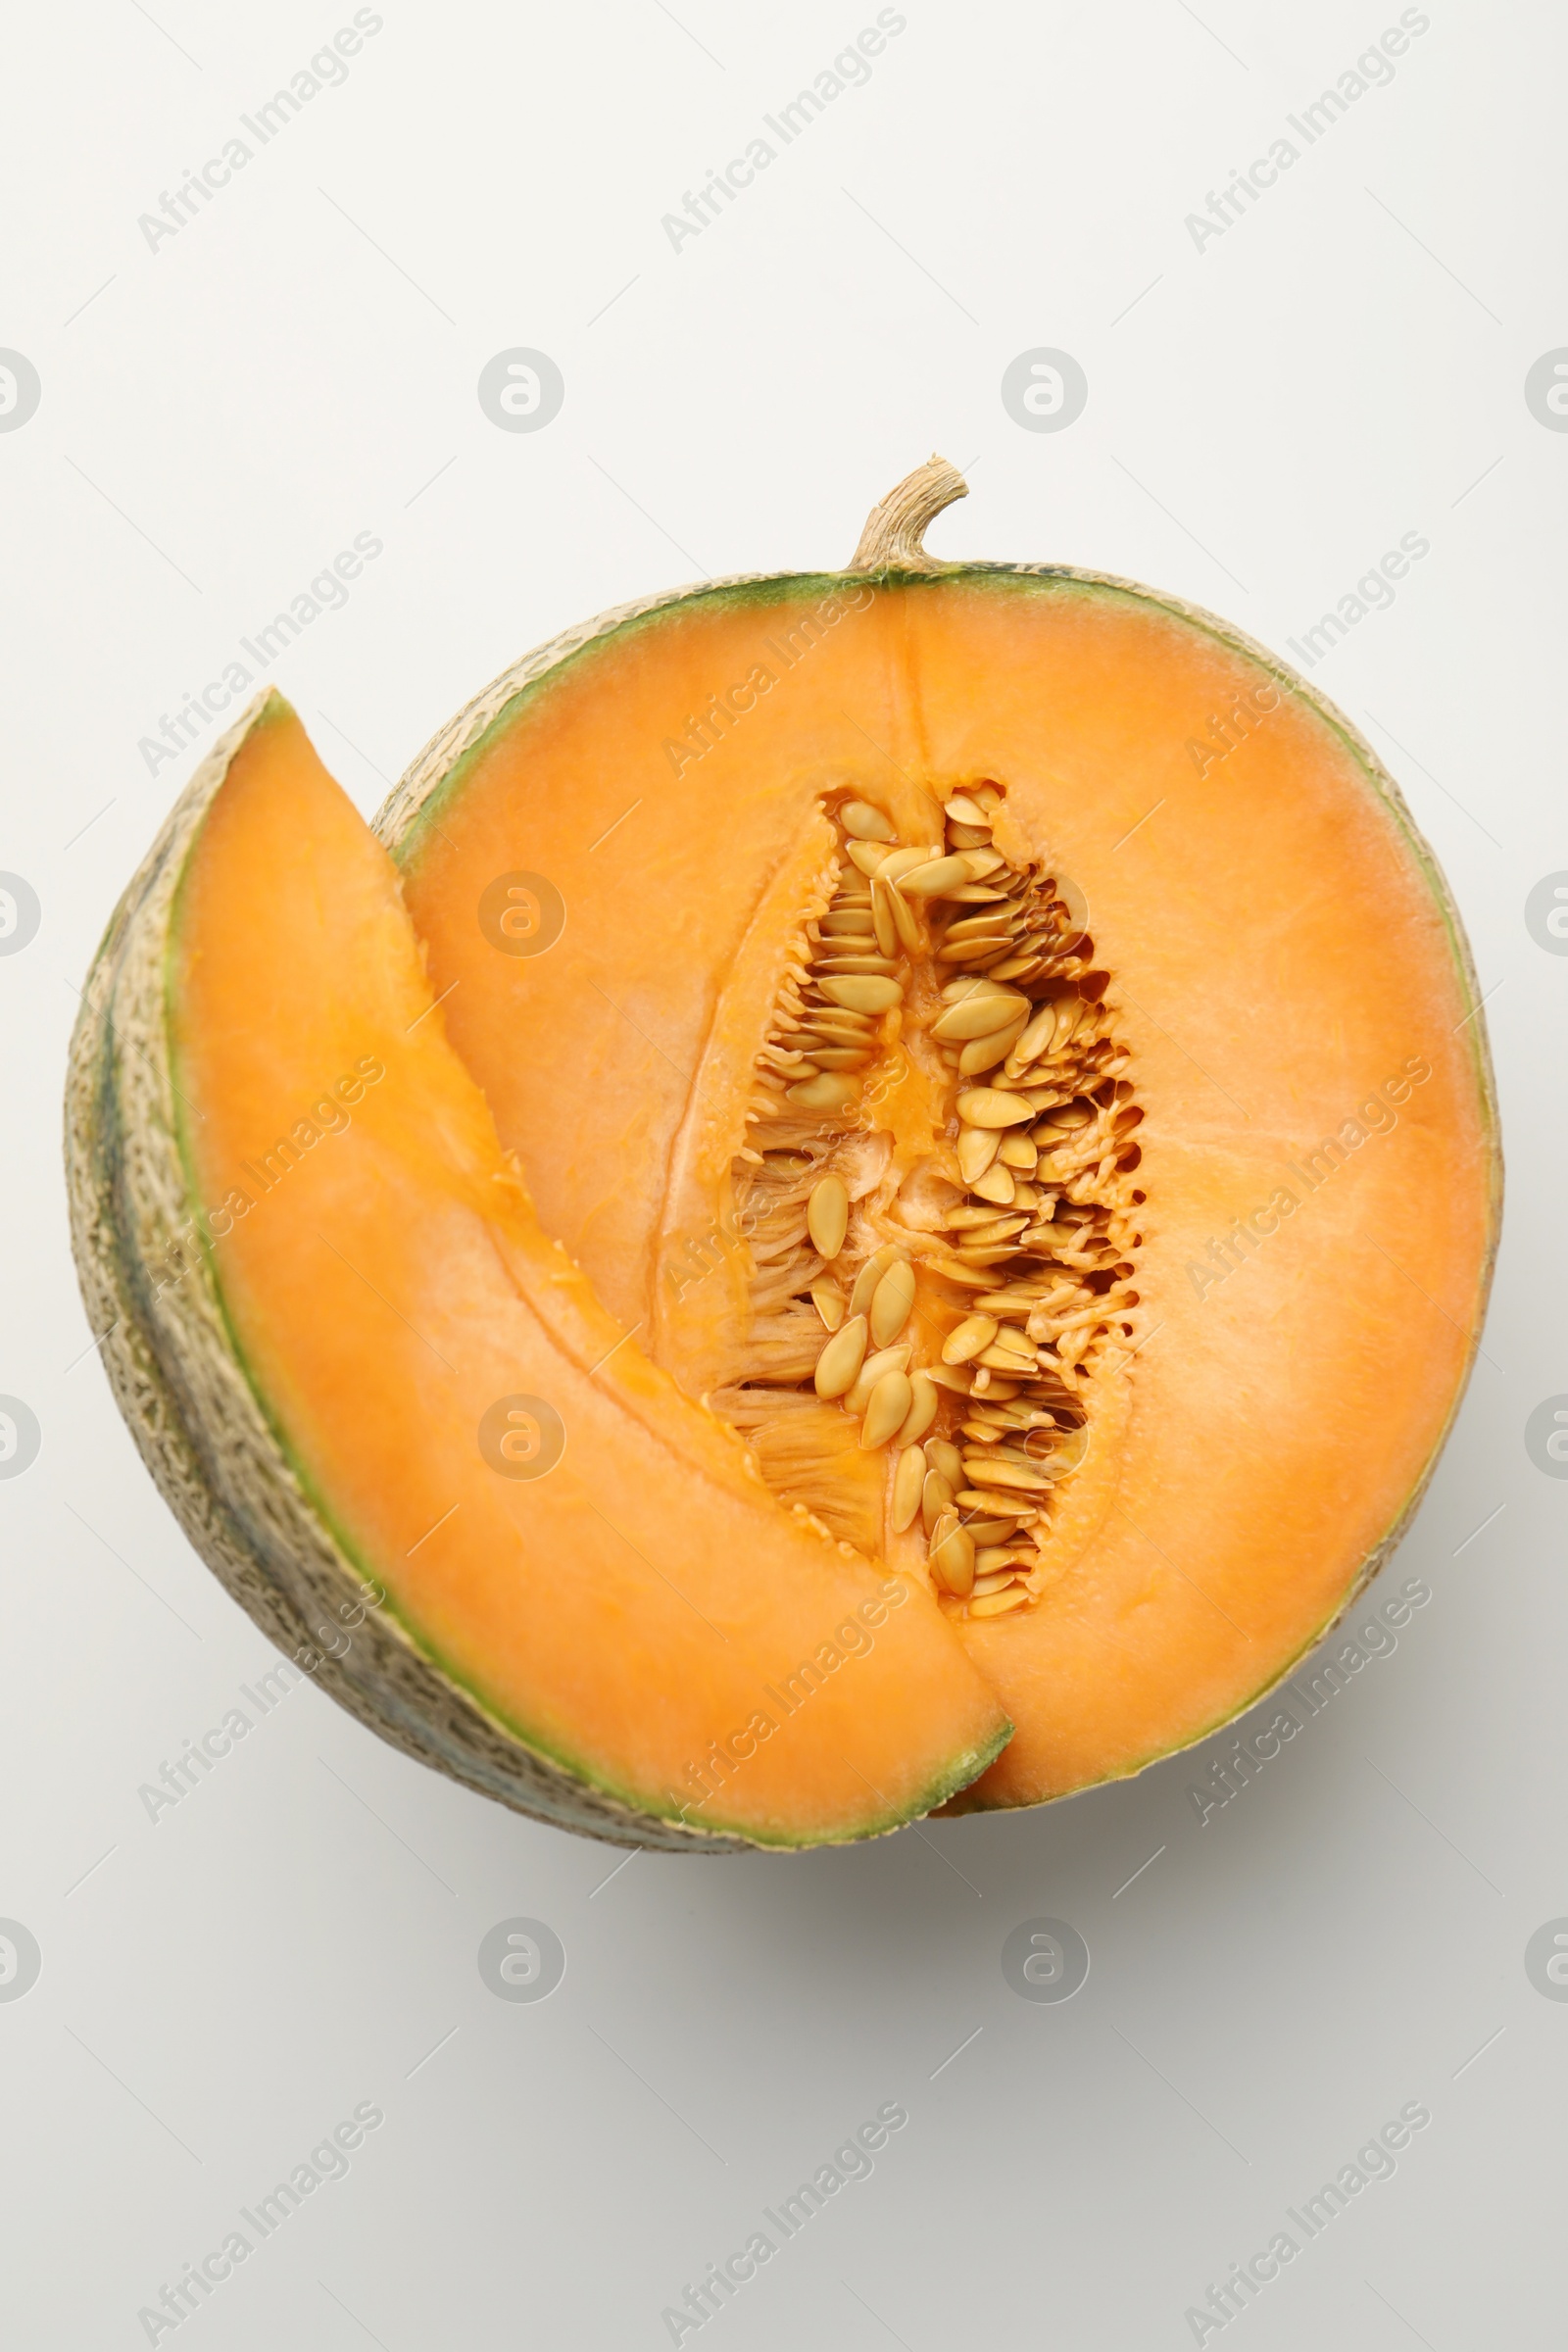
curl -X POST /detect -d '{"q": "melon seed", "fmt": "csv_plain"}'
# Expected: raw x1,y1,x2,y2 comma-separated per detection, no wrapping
869,877,899,956
893,1371,940,1448
943,1314,998,1365
899,855,972,900
845,1344,912,1418
891,1444,926,1533
964,1458,1053,1492
921,1470,956,1536
925,1438,965,1490
963,1515,1022,1544
850,1246,901,1320
814,1313,868,1399
956,1126,1003,1184
807,1174,849,1261
860,1371,913,1450
969,1588,1031,1617
877,845,937,884
804,1007,876,1039
841,800,896,842
931,1523,976,1597
940,973,1017,1004
944,910,1018,944
971,1162,1016,1206
1011,1002,1059,1062
819,975,903,1014
787,1072,859,1110
806,1046,874,1069
809,1279,846,1332
932,992,1027,1042
957,1088,1036,1130
814,954,899,977
868,1259,917,1348
958,1023,1028,1077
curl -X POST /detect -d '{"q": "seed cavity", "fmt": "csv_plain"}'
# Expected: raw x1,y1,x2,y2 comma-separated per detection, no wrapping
710,783,1144,1614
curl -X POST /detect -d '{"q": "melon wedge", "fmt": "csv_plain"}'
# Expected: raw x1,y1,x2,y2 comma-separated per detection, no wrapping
67,694,1010,1848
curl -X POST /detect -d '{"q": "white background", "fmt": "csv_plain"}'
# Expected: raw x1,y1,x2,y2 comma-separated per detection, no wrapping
2,1,1562,2344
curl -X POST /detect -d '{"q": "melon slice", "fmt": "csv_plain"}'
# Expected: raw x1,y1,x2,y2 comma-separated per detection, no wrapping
66,458,1499,1841
67,694,1009,1849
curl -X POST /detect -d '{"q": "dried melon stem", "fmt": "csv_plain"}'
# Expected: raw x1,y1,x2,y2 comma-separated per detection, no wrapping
714,784,1146,1621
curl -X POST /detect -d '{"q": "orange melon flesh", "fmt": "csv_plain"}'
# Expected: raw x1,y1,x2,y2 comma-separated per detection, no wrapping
170,701,1010,1844
394,572,1495,1805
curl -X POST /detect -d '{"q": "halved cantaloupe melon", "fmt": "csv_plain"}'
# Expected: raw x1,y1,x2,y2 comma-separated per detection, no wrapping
67,460,1498,1844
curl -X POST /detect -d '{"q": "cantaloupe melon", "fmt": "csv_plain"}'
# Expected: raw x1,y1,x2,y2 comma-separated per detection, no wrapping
66,459,1498,1845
